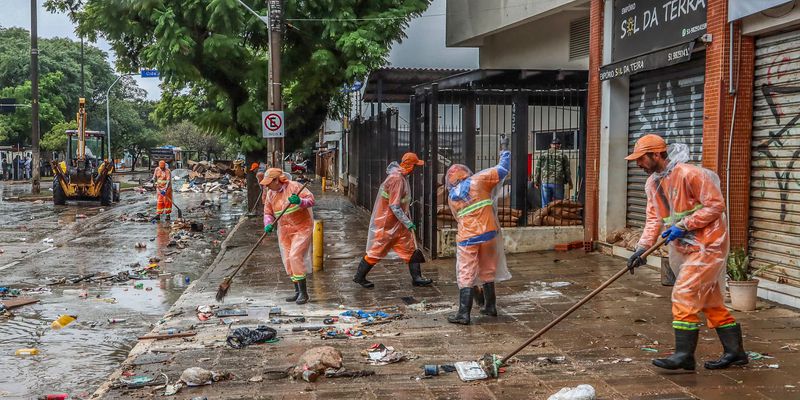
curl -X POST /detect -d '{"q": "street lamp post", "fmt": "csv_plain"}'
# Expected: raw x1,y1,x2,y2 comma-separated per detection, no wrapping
105,73,134,162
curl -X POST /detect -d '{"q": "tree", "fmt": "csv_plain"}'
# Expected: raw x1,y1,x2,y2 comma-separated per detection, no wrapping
46,0,430,204
41,120,78,154
110,98,161,171
162,121,228,161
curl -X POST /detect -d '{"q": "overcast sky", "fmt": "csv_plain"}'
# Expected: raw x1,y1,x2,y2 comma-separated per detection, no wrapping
1,0,477,101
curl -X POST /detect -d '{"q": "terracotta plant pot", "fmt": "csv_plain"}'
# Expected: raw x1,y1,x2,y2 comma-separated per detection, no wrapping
728,279,759,311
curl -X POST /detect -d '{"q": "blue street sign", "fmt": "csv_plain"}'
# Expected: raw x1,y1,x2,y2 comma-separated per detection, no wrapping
140,69,160,78
341,81,363,93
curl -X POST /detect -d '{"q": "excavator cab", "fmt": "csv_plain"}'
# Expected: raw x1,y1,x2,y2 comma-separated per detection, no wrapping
51,98,118,205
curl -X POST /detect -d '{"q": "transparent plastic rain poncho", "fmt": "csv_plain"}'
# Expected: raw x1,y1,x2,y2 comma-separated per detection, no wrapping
637,144,730,323
264,177,314,277
365,162,418,262
445,151,512,289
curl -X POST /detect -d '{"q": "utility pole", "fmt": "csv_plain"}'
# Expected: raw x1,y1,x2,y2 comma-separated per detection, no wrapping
30,0,41,194
268,0,283,167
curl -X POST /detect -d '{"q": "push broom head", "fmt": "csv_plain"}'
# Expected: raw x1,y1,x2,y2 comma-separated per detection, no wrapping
215,276,232,302
479,353,501,378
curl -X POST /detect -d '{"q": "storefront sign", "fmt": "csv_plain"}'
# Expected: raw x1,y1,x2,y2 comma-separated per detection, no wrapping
601,41,694,80
612,0,707,62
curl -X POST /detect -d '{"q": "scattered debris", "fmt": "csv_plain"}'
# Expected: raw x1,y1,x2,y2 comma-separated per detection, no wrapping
640,347,658,352
51,314,77,330
134,242,147,249
747,351,774,360
363,343,416,365
226,326,278,349
324,368,375,378
179,367,231,386
454,361,487,381
216,308,248,317
548,384,596,400
15,348,39,356
291,346,343,381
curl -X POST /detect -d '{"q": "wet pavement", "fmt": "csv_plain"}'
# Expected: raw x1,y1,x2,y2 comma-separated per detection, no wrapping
0,181,245,399
93,188,800,400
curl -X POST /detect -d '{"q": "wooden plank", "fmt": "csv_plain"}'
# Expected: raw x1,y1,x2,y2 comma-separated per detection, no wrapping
0,297,39,309
137,331,197,340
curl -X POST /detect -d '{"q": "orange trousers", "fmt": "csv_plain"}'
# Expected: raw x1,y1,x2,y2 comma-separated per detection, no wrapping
364,228,416,265
279,221,313,280
455,238,499,289
671,251,735,330
156,189,172,215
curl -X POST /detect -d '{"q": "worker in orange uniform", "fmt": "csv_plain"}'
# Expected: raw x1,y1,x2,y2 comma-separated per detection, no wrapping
626,134,747,370
444,150,512,325
152,160,173,221
353,152,433,289
261,168,315,304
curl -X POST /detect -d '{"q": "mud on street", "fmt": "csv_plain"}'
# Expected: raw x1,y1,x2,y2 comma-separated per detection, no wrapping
0,180,245,399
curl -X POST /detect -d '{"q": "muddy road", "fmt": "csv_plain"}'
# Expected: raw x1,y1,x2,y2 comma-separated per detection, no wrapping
0,182,245,399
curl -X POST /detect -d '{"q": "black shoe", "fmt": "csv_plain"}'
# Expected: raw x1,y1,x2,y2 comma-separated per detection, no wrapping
447,288,473,325
295,279,309,305
473,286,485,308
704,323,748,369
479,282,497,316
353,258,374,289
409,262,433,286
285,282,300,302
652,328,698,370
165,214,171,221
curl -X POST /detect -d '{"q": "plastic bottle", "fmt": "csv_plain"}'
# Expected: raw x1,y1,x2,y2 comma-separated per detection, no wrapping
16,348,39,356
37,394,68,400
108,318,126,323
51,314,77,330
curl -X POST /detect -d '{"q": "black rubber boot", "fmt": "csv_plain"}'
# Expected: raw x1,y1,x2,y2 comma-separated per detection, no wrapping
409,263,433,286
479,282,497,316
704,323,748,369
447,288,473,325
652,329,698,370
165,214,171,221
285,282,300,302
295,279,309,305
353,258,375,289
473,286,485,308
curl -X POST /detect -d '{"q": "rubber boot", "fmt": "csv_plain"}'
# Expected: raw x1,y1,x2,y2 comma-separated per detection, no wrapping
704,323,748,369
479,282,497,316
285,282,300,302
473,286,485,308
353,258,375,289
153,214,161,222
652,329,698,370
295,279,309,305
165,214,171,221
409,262,433,286
447,288,473,325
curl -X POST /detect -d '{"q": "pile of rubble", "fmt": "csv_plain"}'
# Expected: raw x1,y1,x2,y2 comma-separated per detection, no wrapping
606,227,668,257
178,160,247,194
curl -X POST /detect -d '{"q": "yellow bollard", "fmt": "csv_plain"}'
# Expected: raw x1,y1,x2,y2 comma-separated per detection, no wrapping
321,177,327,192
313,219,324,271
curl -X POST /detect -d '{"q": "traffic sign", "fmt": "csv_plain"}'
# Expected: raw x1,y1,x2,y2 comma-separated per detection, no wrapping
140,69,160,78
262,111,284,138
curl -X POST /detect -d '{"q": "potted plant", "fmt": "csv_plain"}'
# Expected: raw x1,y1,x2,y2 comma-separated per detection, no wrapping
726,248,772,311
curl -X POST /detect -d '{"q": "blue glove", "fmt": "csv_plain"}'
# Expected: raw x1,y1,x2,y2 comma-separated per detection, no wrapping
288,194,301,205
661,225,686,244
160,190,166,196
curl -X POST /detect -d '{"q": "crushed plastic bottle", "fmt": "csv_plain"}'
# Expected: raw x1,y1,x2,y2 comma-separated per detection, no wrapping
51,314,77,330
16,348,39,356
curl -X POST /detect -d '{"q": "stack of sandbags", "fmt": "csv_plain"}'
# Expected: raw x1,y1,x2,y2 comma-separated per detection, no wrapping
606,227,668,257
530,199,583,226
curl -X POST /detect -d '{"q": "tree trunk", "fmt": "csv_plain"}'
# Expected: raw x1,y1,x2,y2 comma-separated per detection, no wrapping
130,151,139,172
245,149,262,215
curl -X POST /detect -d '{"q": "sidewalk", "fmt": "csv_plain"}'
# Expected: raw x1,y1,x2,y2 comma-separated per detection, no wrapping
95,189,800,399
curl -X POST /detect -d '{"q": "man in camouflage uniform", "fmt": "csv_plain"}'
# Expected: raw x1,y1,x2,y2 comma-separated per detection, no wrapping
533,137,573,207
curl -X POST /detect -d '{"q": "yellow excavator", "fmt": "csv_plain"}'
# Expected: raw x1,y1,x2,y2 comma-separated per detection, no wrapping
51,98,117,205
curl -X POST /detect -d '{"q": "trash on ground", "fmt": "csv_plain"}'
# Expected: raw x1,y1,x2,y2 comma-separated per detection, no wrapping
291,346,343,380
180,367,230,386
37,394,68,400
134,242,147,249
324,368,375,378
320,326,371,339
226,326,278,349
548,384,596,400
454,361,488,381
119,375,154,388
640,347,658,352
363,343,416,365
767,364,780,369
51,314,77,330
16,348,39,356
407,300,428,311
42,238,54,244
108,318,126,324
216,308,247,317
747,351,774,360
0,297,39,310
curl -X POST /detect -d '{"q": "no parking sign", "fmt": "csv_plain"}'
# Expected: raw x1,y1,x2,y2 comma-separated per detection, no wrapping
262,111,284,138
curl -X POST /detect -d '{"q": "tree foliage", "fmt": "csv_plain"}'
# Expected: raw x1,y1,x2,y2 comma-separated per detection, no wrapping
46,0,431,152
161,120,229,161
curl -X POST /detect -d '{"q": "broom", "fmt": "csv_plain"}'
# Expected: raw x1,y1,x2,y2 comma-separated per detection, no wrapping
215,182,309,302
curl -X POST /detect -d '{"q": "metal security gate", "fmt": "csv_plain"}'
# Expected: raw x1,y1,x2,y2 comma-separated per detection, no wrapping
750,30,800,288
626,54,706,227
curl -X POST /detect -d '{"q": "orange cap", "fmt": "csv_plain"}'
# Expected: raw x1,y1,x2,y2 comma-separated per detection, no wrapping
259,168,287,186
625,134,667,160
400,152,424,173
250,162,260,172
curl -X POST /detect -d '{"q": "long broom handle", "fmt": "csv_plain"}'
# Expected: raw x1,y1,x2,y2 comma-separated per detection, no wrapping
498,236,668,365
224,182,310,279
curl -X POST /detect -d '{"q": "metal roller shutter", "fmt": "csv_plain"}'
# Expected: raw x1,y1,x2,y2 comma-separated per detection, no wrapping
626,54,706,227
750,30,800,287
